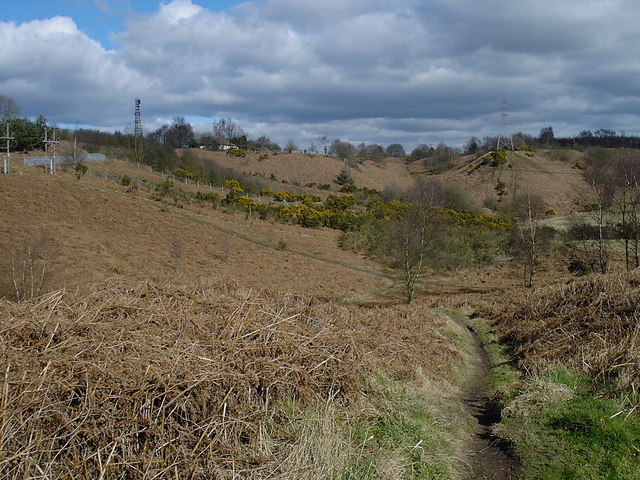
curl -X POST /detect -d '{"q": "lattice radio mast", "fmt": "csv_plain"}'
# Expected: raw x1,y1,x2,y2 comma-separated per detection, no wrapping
496,97,514,151
1,122,14,174
134,98,143,137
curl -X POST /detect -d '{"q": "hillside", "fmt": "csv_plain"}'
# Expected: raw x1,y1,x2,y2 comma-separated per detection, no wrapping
0,164,390,301
188,148,592,215
0,160,487,479
188,148,416,193
437,149,591,214
2,148,637,479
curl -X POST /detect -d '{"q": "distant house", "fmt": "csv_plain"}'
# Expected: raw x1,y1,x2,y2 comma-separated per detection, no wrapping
218,141,237,151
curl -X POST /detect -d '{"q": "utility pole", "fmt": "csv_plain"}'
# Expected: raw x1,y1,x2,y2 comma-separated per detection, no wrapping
43,128,59,174
0,122,14,174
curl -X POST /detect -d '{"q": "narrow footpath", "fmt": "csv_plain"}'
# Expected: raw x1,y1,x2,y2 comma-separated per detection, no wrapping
449,311,521,479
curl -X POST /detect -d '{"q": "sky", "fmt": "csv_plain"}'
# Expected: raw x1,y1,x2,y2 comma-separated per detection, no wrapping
1,0,640,151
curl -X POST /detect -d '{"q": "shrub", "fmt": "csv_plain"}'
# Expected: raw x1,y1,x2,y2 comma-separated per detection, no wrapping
495,180,508,198
226,147,246,157
224,179,244,193
515,145,536,152
120,175,131,186
325,195,357,211
155,180,174,197
236,196,258,211
195,191,221,206
274,191,304,202
74,163,88,180
568,259,592,276
482,150,508,167
339,184,357,193
174,168,194,180
336,168,355,186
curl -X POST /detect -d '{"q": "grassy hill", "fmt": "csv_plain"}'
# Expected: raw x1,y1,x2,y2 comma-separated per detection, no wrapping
189,149,416,193
0,159,483,479
187,148,593,216
437,149,592,214
0,163,392,301
1,148,638,479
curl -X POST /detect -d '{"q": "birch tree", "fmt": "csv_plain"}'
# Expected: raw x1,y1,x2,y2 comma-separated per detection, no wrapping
509,193,552,288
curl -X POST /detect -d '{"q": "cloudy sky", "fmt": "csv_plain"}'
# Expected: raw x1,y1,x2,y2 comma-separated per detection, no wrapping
1,0,639,150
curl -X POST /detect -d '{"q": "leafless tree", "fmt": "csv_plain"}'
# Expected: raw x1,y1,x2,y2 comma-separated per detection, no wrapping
584,149,618,273
212,118,244,142
612,150,640,270
509,193,550,287
317,135,330,155
2,231,60,300
166,116,195,148
389,204,446,303
0,95,20,122
330,139,354,160
284,139,297,153
385,143,406,157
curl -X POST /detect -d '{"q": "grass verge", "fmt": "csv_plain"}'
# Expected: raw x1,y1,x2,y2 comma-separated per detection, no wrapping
494,369,640,479
343,374,468,479
273,373,470,480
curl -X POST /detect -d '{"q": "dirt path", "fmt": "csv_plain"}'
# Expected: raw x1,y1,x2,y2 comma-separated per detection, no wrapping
453,313,521,479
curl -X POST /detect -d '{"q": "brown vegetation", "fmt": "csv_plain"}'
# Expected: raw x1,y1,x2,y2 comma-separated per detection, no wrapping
0,279,460,478
0,169,387,300
476,272,640,389
189,149,416,193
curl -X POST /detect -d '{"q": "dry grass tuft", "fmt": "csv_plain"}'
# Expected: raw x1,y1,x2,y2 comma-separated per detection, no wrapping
477,272,640,389
0,279,458,479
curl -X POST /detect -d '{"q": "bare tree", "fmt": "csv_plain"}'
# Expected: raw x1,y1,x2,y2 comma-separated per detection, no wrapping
317,135,330,155
2,231,60,300
612,150,640,270
284,139,297,153
255,135,272,150
166,116,195,148
0,95,20,122
330,139,354,160
389,205,446,303
385,143,406,157
508,193,551,288
584,149,618,273
212,118,244,142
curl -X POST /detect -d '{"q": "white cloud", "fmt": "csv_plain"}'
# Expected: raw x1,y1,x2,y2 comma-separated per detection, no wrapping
1,0,640,147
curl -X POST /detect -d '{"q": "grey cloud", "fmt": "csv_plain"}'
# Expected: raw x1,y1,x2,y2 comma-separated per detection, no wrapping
1,0,639,148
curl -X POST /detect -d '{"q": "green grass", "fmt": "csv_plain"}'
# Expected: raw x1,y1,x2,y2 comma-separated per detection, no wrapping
437,308,519,398
343,376,464,479
497,369,640,479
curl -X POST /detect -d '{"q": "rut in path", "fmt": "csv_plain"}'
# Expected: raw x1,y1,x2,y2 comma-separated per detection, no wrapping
458,318,521,480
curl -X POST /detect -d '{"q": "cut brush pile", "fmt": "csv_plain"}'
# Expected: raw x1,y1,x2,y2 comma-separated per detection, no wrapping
0,280,459,479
